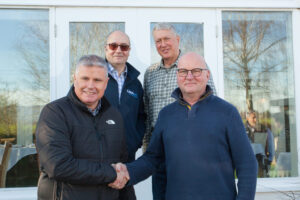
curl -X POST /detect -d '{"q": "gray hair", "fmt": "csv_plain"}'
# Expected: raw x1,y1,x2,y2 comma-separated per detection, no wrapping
152,23,178,36
75,55,108,77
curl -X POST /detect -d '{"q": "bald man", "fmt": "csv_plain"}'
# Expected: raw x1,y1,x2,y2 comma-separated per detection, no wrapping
111,52,258,200
104,31,145,199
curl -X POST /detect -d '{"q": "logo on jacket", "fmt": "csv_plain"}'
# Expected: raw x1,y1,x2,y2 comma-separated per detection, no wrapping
127,89,138,99
106,119,115,125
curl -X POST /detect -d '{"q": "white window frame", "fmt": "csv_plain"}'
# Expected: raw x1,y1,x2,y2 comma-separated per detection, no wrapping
0,1,299,199
216,8,300,194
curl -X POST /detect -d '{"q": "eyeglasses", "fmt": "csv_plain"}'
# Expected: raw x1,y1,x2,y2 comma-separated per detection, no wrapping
177,68,208,77
107,43,130,51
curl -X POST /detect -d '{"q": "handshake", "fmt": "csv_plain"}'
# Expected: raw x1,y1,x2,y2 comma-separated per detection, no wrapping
108,163,130,189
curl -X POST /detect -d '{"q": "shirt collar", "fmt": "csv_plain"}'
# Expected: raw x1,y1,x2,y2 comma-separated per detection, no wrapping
87,99,102,116
107,62,128,77
158,50,182,69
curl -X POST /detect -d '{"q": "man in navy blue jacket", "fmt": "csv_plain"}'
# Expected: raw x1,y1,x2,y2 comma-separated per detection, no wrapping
104,30,146,199
110,52,258,200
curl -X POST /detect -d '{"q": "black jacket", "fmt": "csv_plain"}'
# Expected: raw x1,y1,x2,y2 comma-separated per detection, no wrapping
36,86,133,200
104,62,146,162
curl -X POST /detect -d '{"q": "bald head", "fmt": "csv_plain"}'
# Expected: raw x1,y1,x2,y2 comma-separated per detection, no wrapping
106,30,130,45
176,52,210,105
105,30,131,71
178,52,207,70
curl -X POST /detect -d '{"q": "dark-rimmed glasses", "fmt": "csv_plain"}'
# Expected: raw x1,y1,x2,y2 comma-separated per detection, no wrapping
177,68,208,77
107,43,130,51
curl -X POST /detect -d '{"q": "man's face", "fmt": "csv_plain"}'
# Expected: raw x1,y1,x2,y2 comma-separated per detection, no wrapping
105,31,130,67
74,65,108,110
153,29,180,61
247,113,257,128
177,54,210,98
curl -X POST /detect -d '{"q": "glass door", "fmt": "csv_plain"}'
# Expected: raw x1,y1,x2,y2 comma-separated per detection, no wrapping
134,8,218,88
55,7,137,98
55,7,218,200
55,7,218,98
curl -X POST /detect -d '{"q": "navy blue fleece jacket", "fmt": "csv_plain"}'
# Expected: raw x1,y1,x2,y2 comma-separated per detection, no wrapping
104,62,146,162
126,86,257,200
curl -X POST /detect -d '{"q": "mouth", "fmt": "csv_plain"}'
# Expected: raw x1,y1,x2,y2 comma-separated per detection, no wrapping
184,82,196,86
160,48,169,54
83,90,96,95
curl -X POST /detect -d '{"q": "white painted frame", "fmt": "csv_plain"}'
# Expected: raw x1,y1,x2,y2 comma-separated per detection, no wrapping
0,1,299,199
55,7,218,97
216,8,300,194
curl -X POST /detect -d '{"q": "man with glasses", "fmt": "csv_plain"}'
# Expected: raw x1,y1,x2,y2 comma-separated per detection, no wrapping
110,52,258,200
143,23,217,200
104,30,146,199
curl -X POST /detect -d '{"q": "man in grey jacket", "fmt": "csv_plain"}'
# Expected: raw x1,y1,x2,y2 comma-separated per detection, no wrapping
35,55,132,200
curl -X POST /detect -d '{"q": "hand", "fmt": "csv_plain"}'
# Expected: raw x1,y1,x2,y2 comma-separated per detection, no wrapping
108,163,130,189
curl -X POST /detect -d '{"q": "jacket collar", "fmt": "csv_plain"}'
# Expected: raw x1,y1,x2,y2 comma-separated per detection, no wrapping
171,85,213,107
105,58,140,81
67,85,110,115
125,62,140,81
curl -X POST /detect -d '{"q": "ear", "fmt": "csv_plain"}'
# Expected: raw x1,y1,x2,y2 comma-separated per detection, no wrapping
73,73,77,82
206,70,210,80
176,35,180,44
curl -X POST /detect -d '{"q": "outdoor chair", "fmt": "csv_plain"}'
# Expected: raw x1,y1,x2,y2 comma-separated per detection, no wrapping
0,141,12,187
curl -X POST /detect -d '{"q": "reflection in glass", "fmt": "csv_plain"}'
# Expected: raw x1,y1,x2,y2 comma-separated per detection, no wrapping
0,9,49,187
150,22,203,64
69,22,125,82
222,12,297,177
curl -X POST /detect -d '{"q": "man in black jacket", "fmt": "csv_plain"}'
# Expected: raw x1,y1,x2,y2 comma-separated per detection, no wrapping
35,55,133,200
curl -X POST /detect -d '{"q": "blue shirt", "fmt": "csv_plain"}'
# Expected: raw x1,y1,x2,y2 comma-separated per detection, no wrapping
107,63,127,100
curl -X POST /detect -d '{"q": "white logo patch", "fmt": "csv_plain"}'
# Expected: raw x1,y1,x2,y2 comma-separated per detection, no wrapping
106,119,115,125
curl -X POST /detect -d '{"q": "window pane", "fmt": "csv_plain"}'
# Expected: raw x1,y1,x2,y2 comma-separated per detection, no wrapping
150,22,203,64
222,11,297,177
69,22,125,82
0,9,49,186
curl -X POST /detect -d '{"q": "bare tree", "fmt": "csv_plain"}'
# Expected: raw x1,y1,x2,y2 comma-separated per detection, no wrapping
69,23,124,81
0,83,17,140
14,20,49,105
223,15,287,111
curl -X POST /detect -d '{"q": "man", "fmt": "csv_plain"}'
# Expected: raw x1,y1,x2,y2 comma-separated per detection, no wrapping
104,30,145,163
143,23,217,200
104,30,146,199
35,55,133,200
246,110,274,177
111,52,258,200
246,110,257,143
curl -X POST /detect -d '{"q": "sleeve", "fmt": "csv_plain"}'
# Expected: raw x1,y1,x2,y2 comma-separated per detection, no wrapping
226,107,258,200
135,81,146,148
120,114,129,163
126,112,165,185
142,69,152,152
35,104,117,185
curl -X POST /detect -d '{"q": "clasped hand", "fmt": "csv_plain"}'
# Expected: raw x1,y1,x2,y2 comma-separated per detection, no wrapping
108,163,129,189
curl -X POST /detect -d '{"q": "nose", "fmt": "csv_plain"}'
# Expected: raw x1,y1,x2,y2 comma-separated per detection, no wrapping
186,71,194,79
161,40,167,47
87,80,95,88
115,45,122,52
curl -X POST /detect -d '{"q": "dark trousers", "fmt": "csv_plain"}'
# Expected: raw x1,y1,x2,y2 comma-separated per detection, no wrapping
152,163,167,200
